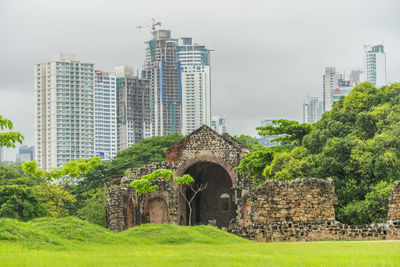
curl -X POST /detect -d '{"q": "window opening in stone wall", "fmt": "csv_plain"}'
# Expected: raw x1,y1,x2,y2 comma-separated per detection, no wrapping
220,193,230,211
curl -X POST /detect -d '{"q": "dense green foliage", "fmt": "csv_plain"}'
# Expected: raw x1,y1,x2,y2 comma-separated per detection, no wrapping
257,119,314,145
234,145,294,184
0,115,24,148
113,133,183,172
130,169,195,196
0,185,45,221
76,186,109,227
234,135,265,151
1,218,400,266
0,162,44,221
22,158,101,218
239,82,400,224
0,162,30,186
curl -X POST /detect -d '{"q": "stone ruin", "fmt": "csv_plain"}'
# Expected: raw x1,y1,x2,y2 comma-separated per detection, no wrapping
106,125,400,242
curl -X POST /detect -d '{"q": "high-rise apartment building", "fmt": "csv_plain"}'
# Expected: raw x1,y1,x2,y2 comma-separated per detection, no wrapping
0,148,4,162
116,66,151,151
323,67,364,112
34,54,95,170
364,44,387,88
16,145,35,163
94,70,117,160
178,37,212,135
349,70,364,86
303,96,323,124
143,30,181,136
211,115,226,134
323,67,340,112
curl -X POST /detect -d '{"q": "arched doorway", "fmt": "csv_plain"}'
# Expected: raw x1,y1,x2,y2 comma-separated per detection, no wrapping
183,162,236,228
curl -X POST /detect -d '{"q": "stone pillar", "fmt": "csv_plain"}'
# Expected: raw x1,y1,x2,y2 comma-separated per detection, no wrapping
388,181,400,220
106,187,125,232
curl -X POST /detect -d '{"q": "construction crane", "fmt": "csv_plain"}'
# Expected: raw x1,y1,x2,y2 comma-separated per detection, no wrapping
136,18,162,31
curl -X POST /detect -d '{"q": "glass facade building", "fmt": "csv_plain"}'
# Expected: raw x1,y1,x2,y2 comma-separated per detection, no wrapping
143,30,181,136
364,44,387,88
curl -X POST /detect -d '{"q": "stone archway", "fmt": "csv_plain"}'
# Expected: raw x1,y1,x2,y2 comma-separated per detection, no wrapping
182,161,237,228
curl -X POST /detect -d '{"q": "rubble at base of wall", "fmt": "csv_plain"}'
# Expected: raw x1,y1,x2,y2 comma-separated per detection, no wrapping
229,220,400,242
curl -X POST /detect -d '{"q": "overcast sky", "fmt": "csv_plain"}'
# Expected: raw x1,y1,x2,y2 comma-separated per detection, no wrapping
1,0,400,160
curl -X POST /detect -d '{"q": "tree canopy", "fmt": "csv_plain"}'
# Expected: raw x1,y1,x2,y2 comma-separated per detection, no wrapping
22,157,101,218
256,119,313,145
112,133,183,173
234,135,264,152
0,115,24,148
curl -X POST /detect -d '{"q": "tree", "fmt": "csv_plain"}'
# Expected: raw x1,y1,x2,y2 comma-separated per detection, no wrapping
34,184,76,217
234,135,264,152
0,184,45,221
114,133,183,172
0,162,44,221
77,186,109,227
256,119,313,145
21,157,101,218
130,169,206,226
337,181,394,225
174,175,207,226
234,145,293,184
0,115,24,148
0,162,35,186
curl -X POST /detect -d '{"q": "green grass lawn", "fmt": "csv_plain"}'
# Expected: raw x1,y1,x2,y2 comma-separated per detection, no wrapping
1,217,400,267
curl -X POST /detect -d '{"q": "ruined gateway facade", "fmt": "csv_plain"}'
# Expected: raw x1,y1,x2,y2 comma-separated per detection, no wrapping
106,125,400,242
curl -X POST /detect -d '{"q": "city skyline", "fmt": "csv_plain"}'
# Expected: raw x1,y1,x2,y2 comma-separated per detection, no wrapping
1,0,400,160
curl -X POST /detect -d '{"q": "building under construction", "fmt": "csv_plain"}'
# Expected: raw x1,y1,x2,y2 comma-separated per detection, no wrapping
116,66,151,151
143,30,181,136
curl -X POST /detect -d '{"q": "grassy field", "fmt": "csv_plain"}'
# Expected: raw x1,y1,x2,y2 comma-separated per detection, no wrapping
1,217,400,267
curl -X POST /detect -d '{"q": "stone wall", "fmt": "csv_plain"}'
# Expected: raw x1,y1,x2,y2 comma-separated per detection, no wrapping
244,178,337,224
229,178,400,242
230,220,400,242
388,181,400,220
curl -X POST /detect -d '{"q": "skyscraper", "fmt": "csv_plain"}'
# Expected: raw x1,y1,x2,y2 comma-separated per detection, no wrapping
143,30,181,136
349,70,364,86
323,67,363,112
303,96,323,124
94,70,117,160
323,67,340,112
364,44,387,88
34,54,95,170
116,66,151,151
16,145,35,163
211,115,227,134
178,37,212,135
